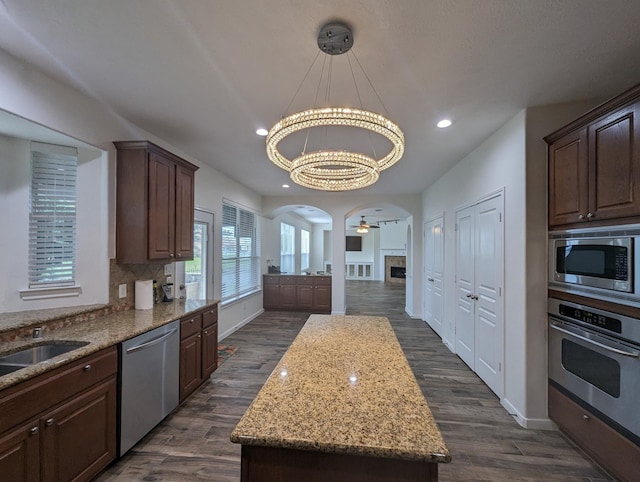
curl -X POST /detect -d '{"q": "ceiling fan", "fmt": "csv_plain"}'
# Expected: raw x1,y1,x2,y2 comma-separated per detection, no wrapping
350,216,380,232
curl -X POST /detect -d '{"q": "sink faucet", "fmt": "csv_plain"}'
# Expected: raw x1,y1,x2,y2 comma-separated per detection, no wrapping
33,327,43,339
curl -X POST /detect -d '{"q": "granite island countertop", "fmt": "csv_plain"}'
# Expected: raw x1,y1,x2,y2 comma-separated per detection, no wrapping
230,314,451,463
0,299,219,391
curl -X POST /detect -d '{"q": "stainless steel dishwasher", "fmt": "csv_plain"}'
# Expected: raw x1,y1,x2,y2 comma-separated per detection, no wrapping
120,320,179,456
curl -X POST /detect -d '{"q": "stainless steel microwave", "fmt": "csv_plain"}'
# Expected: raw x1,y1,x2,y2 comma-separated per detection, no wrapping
549,227,640,302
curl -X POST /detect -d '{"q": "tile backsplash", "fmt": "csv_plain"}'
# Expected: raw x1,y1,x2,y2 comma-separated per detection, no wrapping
109,259,168,307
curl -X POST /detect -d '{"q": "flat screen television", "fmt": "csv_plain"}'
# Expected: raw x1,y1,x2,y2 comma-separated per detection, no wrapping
346,236,362,251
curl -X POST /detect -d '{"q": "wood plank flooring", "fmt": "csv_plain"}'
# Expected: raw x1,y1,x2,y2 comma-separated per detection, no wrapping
97,281,612,481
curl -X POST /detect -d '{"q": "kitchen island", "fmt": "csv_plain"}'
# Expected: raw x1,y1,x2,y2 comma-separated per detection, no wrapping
231,314,450,482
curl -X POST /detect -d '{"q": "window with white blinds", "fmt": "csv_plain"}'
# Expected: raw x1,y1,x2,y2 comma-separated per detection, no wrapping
301,229,310,271
221,200,260,303
280,223,295,275
29,142,78,288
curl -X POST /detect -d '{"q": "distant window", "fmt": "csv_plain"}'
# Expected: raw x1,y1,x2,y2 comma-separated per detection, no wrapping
28,142,78,287
301,229,310,271
280,223,295,274
221,201,260,302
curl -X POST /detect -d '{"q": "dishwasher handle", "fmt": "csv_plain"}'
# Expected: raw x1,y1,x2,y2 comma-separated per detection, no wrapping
125,328,178,354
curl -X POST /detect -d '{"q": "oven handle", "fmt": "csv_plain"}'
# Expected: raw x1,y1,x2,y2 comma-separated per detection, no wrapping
550,321,640,358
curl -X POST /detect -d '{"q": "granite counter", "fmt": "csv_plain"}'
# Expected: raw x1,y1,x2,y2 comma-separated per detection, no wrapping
0,299,219,391
231,314,450,481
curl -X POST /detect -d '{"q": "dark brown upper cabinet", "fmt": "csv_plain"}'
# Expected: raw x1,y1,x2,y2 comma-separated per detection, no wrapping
546,85,640,228
115,141,198,264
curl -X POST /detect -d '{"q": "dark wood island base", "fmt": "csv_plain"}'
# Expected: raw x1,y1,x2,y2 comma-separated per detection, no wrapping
240,445,438,482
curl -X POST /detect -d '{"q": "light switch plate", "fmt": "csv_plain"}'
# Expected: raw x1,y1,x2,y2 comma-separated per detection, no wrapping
119,284,127,298
164,264,172,275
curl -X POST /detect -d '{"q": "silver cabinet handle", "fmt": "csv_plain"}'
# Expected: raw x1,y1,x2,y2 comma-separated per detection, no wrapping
587,212,593,218
45,418,54,426
583,414,590,421
578,214,584,220
30,426,39,435
170,253,174,258
83,364,91,372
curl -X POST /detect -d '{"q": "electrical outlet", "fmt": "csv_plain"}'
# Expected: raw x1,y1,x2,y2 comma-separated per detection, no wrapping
164,264,172,275
118,284,127,298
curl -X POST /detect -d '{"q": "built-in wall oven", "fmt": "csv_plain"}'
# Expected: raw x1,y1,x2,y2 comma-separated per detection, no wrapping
548,298,640,443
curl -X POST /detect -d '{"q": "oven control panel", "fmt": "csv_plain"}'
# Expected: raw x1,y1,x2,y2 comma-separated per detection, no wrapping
558,304,622,333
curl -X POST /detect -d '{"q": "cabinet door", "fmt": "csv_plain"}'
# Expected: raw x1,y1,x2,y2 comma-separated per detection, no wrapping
180,332,202,401
296,285,314,310
202,322,218,379
263,284,280,310
589,102,640,221
280,284,297,309
41,378,116,482
175,164,195,260
313,285,332,313
0,420,39,482
548,128,589,226
148,152,176,260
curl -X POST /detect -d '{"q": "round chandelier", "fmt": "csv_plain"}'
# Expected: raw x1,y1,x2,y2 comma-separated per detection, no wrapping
266,22,405,191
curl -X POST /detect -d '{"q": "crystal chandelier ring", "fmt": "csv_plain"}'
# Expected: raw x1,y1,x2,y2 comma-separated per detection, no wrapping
290,151,380,191
266,107,404,174
265,21,405,191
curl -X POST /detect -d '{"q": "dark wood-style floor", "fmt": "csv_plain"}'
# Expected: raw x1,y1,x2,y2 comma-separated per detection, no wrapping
97,281,612,481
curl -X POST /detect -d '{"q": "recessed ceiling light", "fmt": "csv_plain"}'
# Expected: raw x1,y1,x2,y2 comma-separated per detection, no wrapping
437,119,452,128
282,184,290,188
256,128,268,136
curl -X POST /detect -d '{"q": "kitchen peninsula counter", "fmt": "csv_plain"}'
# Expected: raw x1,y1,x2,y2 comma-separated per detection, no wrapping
231,314,450,481
0,299,219,391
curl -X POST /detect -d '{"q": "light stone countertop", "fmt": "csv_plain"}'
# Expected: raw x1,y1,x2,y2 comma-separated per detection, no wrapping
0,299,219,391
230,314,451,463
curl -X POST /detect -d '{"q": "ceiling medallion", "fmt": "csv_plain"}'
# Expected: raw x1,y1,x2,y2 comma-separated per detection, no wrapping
266,21,405,191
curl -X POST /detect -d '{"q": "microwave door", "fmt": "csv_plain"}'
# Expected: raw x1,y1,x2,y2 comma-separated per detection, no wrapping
554,240,631,292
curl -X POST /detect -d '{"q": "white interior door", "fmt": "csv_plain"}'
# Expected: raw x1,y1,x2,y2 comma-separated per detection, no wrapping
474,195,503,397
455,194,504,397
424,217,444,337
455,206,475,368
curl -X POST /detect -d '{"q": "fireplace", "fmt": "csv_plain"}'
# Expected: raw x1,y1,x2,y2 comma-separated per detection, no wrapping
384,256,406,284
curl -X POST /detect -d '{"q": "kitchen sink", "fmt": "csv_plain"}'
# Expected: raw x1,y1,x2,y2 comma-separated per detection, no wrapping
0,341,90,376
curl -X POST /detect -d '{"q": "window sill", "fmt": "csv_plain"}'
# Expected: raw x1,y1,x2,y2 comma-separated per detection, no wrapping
20,285,83,301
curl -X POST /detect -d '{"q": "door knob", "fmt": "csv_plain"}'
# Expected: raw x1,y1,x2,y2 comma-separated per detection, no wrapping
466,293,472,298
428,278,434,282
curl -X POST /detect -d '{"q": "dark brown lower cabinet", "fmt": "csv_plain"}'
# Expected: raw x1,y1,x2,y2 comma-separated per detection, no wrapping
0,419,40,482
263,275,332,313
0,346,118,482
179,303,219,402
549,384,640,481
42,378,116,482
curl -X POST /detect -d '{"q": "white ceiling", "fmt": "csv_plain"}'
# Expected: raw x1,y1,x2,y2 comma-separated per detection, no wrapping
1,1,640,221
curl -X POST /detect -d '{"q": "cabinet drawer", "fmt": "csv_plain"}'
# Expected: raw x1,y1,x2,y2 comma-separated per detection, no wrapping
202,305,218,328
313,276,332,286
0,346,117,434
296,277,314,285
263,275,280,285
180,313,202,339
280,276,297,285
549,384,640,481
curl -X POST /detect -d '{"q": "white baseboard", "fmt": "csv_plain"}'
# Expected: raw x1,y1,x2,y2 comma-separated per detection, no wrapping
219,309,264,341
501,398,555,430
331,310,346,315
